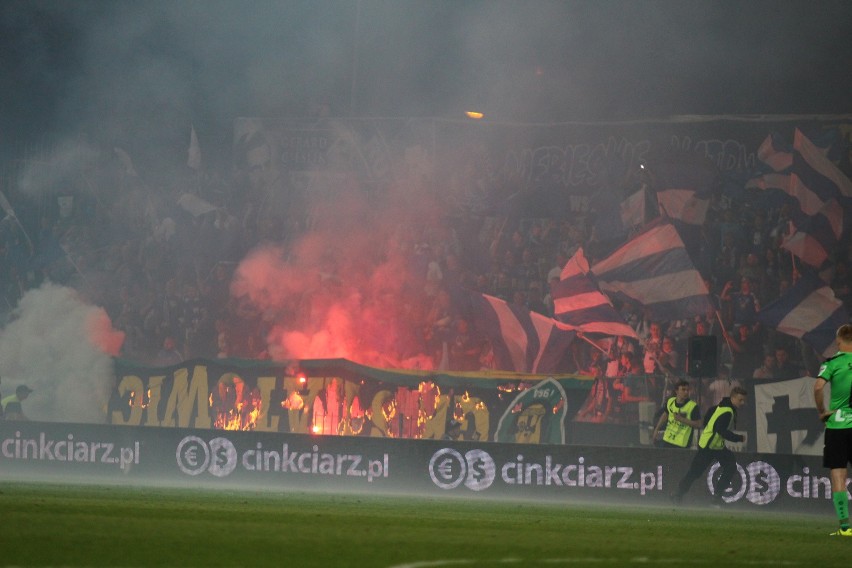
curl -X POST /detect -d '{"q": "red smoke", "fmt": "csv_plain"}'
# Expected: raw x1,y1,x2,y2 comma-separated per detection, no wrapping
231,184,448,369
86,308,126,356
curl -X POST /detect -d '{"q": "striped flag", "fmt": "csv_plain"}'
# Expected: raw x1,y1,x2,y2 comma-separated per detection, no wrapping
590,222,712,320
620,187,651,229
782,197,849,269
552,248,637,338
656,188,710,226
653,154,715,226
747,129,852,226
756,132,793,172
459,291,575,374
793,128,852,200
757,270,849,358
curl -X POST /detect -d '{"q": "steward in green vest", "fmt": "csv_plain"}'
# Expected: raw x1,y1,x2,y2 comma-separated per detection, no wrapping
653,380,701,448
671,386,747,504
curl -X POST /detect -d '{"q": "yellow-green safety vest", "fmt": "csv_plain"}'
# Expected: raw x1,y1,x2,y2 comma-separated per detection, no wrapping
662,397,698,448
1,394,20,412
699,405,734,450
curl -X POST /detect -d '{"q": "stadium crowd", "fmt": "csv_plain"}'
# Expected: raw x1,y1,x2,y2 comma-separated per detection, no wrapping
1,133,850,426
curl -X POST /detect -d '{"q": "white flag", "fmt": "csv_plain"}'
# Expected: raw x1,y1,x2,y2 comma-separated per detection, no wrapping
187,125,202,171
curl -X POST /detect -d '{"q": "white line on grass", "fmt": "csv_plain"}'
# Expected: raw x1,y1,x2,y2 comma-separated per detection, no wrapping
389,559,802,567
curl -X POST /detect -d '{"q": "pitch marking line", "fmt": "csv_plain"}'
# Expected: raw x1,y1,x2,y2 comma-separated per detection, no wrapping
388,559,802,567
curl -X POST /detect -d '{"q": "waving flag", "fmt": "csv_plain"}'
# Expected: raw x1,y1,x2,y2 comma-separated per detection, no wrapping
793,128,852,200
782,197,849,269
551,248,637,338
758,270,849,358
756,132,794,172
187,125,202,171
747,129,852,226
652,153,716,226
459,291,575,374
590,222,712,320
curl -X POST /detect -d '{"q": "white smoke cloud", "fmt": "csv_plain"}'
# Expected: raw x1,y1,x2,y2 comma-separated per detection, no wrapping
0,282,124,424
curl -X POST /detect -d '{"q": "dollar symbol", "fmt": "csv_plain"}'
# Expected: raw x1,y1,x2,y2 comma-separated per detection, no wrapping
472,458,486,482
215,446,229,466
754,470,769,493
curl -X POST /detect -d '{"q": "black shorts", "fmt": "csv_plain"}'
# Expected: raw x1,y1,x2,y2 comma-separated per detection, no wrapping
823,428,852,469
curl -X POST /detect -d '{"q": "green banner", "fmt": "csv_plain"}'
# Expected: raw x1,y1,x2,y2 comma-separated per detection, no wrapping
110,357,593,444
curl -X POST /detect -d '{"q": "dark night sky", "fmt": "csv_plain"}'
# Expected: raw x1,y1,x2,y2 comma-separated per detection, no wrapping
1,0,851,159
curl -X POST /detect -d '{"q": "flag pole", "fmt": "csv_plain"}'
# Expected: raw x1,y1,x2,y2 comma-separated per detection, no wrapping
575,331,608,354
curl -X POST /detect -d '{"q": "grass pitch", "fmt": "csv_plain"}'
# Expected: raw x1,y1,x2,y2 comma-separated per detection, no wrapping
0,481,845,566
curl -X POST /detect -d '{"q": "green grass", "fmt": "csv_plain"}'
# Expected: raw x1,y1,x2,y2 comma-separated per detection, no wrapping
0,481,845,567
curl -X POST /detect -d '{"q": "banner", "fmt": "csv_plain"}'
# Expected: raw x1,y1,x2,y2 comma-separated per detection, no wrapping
109,357,593,444
235,115,852,217
753,376,824,455
0,419,840,513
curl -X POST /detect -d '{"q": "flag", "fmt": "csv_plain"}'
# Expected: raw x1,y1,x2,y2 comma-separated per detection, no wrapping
113,147,138,177
0,189,15,218
177,193,218,217
755,132,793,173
551,247,638,338
753,377,822,455
757,270,849,358
652,154,715,226
187,125,202,171
590,222,712,320
793,128,852,200
619,187,648,229
459,291,575,374
656,188,710,226
747,129,852,225
782,197,849,269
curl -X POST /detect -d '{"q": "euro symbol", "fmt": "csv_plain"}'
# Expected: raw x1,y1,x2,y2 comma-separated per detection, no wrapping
436,458,455,480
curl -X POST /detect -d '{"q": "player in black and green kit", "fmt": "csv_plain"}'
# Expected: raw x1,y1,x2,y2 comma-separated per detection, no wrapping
814,323,852,537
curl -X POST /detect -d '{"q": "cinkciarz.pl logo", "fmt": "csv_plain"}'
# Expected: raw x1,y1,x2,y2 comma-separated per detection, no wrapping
428,448,495,491
176,436,238,477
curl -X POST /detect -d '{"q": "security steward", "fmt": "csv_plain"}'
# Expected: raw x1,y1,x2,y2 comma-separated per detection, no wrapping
1,385,33,421
653,380,701,448
672,386,747,503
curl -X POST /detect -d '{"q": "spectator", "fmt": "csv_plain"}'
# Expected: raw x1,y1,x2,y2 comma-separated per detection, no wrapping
448,318,482,371
575,374,615,423
752,354,778,379
642,321,665,375
774,345,803,379
606,335,637,378
720,277,760,328
657,336,683,377
526,281,548,315
725,324,764,381
153,336,184,367
613,353,651,423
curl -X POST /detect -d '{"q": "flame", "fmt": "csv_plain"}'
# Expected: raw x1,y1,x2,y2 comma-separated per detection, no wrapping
214,388,262,431
127,390,149,409
283,391,304,410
